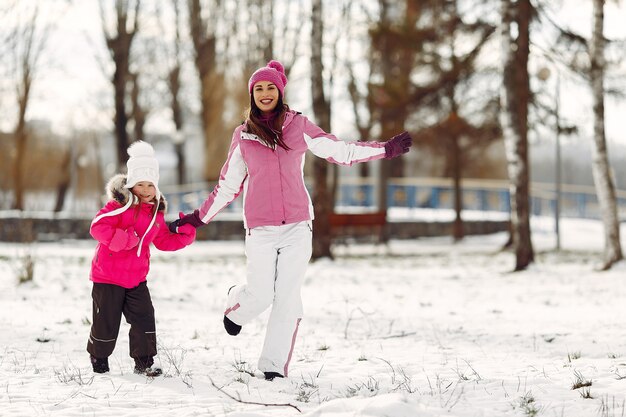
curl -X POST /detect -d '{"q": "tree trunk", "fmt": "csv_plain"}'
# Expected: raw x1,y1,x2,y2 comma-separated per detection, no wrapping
129,71,146,141
171,1,186,185
11,5,41,211
589,0,622,269
451,136,463,241
189,0,229,182
112,55,130,168
169,63,186,184
54,147,72,212
310,0,333,260
13,81,29,210
499,0,534,271
102,0,139,170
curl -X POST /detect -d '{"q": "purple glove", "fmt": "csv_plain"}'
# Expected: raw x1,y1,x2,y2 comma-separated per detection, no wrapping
168,210,205,233
384,131,413,159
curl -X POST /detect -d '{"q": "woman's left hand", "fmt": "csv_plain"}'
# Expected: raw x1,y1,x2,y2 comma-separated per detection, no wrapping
384,131,413,159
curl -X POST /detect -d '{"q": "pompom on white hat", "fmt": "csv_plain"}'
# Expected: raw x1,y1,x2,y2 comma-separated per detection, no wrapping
124,140,160,189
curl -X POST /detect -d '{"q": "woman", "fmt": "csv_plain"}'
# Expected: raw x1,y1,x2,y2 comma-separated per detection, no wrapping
170,60,412,380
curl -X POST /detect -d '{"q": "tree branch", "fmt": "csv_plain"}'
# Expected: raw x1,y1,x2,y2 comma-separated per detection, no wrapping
208,377,301,413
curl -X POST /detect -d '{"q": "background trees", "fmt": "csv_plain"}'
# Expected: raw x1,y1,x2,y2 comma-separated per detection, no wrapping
99,0,140,170
1,0,625,271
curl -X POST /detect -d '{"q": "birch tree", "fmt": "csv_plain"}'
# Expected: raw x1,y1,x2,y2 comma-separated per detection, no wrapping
499,0,534,270
589,0,622,269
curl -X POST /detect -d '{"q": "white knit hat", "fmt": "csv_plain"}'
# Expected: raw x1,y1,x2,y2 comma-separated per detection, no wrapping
94,140,161,257
124,141,160,189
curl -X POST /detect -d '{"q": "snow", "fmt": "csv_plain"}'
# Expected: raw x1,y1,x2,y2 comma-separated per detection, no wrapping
1,216,626,416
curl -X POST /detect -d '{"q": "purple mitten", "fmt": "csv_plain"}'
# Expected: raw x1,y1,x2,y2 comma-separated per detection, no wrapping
384,131,413,159
168,210,205,233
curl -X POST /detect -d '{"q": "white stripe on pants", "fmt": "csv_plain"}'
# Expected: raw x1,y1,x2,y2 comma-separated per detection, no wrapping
224,221,312,376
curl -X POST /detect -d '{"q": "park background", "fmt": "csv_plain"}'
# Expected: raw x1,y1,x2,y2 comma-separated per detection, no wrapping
1,0,626,415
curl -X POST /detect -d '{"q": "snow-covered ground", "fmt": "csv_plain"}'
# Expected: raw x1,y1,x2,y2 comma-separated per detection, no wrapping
1,216,626,416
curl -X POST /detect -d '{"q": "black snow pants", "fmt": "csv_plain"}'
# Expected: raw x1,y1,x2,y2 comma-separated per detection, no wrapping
86,281,157,360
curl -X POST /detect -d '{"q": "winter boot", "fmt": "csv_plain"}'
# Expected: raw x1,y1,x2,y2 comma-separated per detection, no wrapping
223,315,242,336
134,356,162,377
224,285,242,336
90,356,109,374
264,372,284,381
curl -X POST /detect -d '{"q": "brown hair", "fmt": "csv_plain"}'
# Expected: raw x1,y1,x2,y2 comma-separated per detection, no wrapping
244,94,291,150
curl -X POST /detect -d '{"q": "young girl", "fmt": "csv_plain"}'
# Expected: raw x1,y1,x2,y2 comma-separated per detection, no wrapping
170,60,412,380
88,141,196,376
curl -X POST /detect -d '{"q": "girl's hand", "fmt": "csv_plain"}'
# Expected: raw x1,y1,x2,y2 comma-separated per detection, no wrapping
177,223,197,245
109,228,140,252
125,227,140,249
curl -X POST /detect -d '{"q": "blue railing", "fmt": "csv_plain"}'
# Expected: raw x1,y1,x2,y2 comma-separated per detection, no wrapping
161,178,626,220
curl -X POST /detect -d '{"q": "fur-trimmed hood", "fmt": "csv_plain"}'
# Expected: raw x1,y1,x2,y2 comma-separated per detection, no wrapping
106,173,167,212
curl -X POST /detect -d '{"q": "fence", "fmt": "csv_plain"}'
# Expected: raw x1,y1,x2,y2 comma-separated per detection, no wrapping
162,177,626,220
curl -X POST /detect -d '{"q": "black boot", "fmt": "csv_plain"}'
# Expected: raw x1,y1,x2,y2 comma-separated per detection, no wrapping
90,356,109,374
264,371,284,381
134,356,162,377
223,316,242,336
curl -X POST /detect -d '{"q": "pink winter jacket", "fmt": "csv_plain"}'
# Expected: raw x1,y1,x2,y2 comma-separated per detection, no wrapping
90,174,196,289
197,111,387,229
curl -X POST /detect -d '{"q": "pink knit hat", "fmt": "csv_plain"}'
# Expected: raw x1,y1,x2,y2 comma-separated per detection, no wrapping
248,60,288,96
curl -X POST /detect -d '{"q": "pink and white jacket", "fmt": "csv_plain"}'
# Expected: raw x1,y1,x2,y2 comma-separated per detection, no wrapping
198,110,386,229
90,174,196,289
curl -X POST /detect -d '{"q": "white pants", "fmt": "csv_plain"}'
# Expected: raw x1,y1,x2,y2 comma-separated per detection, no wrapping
224,221,312,376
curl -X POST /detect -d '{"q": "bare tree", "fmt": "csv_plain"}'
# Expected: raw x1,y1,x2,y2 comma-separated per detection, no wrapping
128,70,147,141
10,3,52,210
589,0,622,269
100,0,141,170
499,0,534,270
188,0,231,182
411,0,499,241
346,57,375,179
167,0,187,185
230,0,303,130
310,0,333,259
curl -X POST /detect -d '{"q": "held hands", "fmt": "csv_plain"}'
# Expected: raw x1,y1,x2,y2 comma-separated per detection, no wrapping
109,227,140,252
384,131,413,159
168,210,205,234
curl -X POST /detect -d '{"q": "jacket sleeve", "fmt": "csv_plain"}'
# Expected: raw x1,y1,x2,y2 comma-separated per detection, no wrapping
152,217,196,251
90,201,125,247
197,129,248,223
302,117,386,166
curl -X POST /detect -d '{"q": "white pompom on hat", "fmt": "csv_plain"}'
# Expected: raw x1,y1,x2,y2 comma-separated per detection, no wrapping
124,140,160,189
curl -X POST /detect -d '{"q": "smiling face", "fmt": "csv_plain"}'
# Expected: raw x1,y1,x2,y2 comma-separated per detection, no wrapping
131,181,157,204
252,81,280,113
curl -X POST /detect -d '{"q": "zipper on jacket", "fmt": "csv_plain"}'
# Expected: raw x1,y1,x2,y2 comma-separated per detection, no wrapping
275,136,287,224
